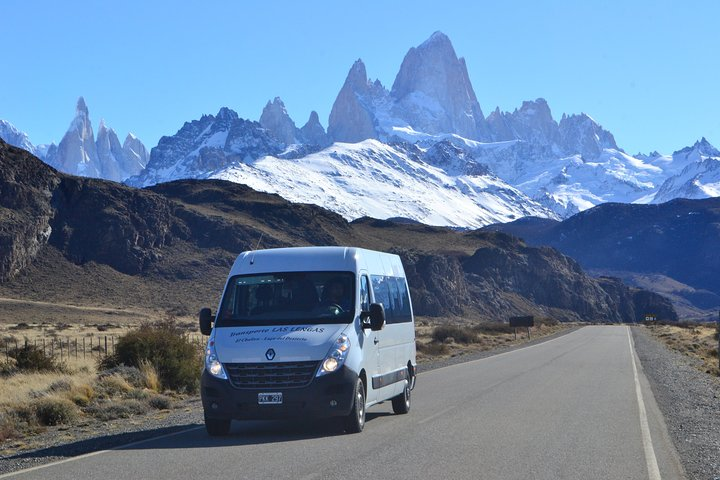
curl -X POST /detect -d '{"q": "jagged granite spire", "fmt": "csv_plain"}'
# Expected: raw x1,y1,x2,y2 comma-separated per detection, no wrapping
327,59,380,143
300,111,331,147
259,97,298,145
390,32,490,140
53,96,101,176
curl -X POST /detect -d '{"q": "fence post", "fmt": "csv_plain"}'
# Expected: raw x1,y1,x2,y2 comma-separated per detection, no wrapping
104,336,108,357
83,337,86,359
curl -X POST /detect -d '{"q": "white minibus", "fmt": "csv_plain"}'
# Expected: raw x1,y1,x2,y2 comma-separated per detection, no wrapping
199,246,417,435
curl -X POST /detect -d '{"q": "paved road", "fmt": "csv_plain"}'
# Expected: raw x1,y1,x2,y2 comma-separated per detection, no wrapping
2,326,685,480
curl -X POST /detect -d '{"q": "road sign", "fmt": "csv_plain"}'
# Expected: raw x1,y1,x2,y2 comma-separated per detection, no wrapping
509,316,534,328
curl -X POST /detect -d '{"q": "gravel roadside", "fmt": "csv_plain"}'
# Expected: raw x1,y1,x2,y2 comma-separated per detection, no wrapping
632,326,720,480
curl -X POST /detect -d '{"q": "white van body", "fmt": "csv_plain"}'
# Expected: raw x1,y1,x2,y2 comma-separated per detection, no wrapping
200,246,417,434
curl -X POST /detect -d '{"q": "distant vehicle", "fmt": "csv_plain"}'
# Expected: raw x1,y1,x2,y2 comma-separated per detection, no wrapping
199,246,417,435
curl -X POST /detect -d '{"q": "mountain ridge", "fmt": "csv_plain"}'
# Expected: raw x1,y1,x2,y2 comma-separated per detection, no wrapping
0,138,676,323
1,32,718,227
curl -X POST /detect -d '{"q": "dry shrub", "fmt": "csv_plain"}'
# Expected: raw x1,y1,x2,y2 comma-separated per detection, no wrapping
148,394,172,410
473,322,514,335
67,383,95,407
0,412,18,441
96,374,133,398
536,317,559,327
32,397,79,426
85,399,149,421
48,379,72,393
8,345,61,372
416,341,449,356
432,325,478,344
139,360,160,392
101,319,201,393
99,366,144,388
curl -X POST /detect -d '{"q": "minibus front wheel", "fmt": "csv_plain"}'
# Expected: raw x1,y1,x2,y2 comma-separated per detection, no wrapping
344,377,366,433
205,415,231,436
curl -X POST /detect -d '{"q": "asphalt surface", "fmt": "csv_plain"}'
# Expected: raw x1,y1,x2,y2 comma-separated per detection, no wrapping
1,326,686,480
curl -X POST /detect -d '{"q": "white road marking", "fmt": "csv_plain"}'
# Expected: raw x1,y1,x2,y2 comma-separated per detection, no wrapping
417,406,457,425
0,426,204,479
627,327,662,480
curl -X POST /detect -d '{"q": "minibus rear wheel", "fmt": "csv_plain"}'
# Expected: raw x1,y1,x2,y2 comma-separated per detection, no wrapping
391,382,411,414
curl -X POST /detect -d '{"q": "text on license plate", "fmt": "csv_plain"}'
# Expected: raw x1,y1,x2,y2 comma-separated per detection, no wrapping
258,392,283,405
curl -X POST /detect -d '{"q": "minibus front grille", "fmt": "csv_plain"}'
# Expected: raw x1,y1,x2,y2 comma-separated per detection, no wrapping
224,361,320,389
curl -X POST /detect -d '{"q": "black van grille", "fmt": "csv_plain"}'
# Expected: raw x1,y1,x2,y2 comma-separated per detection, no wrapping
224,361,320,389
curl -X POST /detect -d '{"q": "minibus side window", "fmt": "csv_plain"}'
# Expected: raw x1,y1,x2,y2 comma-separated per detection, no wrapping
360,275,370,312
370,275,394,323
370,275,412,324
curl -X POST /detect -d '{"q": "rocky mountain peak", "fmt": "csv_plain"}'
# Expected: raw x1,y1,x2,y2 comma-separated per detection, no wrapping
328,59,380,143
558,113,618,159
345,59,370,93
390,31,489,140
299,111,330,147
0,120,38,156
259,97,298,145
216,106,238,122
683,137,720,157
76,96,89,116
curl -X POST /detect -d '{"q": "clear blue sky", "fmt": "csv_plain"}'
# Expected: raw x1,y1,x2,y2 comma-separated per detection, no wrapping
1,0,718,155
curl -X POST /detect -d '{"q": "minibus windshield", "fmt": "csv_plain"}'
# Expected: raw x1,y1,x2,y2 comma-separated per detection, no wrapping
215,271,356,326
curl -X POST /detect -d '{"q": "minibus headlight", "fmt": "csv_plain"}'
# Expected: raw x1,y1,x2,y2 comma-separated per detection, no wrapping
317,334,350,377
205,342,227,380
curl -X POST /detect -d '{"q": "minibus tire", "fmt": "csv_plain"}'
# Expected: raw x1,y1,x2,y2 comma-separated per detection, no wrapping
391,382,411,414
345,378,366,433
205,417,231,436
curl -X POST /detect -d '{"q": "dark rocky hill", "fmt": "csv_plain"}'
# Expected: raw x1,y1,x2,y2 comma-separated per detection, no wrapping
0,139,676,323
485,200,720,319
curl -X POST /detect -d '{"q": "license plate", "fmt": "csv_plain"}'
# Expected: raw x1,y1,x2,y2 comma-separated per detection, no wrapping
258,392,283,405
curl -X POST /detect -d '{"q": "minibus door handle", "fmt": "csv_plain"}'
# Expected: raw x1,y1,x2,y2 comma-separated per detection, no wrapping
373,337,379,345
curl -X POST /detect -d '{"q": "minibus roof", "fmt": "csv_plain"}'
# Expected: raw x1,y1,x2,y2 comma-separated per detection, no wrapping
228,246,405,277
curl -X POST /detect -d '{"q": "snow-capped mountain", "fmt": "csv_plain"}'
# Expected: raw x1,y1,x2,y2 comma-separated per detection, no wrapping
327,32,490,143
1,98,148,182
5,31,718,228
652,139,720,203
128,32,719,226
0,120,40,156
211,139,556,228
128,104,555,227
127,107,284,187
95,120,149,181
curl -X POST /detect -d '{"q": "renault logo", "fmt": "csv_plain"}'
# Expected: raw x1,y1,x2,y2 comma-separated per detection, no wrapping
265,348,276,361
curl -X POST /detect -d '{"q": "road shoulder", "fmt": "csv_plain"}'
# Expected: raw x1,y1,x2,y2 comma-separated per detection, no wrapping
632,326,720,480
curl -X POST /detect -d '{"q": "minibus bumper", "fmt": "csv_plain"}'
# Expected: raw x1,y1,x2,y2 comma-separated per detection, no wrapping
201,366,358,421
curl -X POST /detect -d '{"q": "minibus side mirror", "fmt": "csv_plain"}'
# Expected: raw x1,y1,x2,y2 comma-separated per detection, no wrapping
199,308,215,336
369,303,386,331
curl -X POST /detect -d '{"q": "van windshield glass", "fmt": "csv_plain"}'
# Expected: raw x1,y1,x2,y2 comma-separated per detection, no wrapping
216,271,355,326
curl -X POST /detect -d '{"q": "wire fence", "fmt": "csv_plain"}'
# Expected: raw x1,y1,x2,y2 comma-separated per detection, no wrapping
2,334,208,363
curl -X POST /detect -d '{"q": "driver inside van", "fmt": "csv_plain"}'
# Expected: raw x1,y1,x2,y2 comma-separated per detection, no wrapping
320,278,351,312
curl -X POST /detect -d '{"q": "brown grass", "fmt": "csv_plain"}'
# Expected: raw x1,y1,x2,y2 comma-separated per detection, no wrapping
645,323,719,376
139,360,161,392
415,316,571,363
